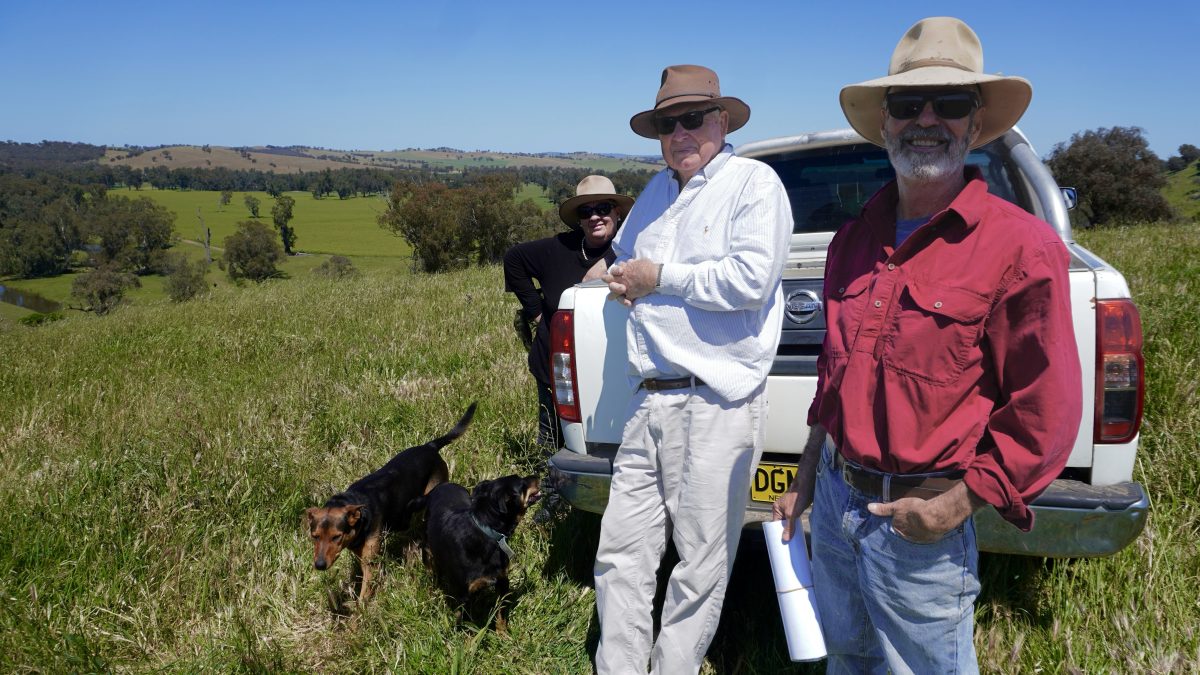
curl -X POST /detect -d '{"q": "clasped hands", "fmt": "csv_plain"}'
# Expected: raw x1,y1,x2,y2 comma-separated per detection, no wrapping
603,258,659,308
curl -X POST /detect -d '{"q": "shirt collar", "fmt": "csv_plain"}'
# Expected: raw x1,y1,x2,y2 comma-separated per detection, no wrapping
667,143,735,186
861,166,987,245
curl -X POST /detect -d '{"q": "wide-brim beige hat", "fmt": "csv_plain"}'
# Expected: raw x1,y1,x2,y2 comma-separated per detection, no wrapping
629,64,750,139
558,175,635,228
840,17,1032,149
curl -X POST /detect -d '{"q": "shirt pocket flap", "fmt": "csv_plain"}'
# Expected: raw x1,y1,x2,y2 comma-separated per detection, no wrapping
904,281,990,323
827,273,871,300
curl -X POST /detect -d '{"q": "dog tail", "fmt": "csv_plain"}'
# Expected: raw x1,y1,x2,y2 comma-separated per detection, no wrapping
430,401,477,450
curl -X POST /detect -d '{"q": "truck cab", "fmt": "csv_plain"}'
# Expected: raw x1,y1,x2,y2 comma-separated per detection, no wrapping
546,128,1148,558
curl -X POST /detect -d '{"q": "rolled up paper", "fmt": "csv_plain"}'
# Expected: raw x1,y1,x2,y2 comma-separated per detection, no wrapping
763,519,827,662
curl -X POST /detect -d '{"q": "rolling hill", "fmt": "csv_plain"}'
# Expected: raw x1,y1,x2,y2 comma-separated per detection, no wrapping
102,144,663,173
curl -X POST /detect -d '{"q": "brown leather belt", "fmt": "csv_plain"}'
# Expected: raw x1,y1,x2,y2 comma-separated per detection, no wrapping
640,376,705,392
833,451,962,501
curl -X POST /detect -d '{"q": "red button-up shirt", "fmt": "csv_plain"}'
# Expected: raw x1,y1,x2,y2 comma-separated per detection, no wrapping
808,169,1082,531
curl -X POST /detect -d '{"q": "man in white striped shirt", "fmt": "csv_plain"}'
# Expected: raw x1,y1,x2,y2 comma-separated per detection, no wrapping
594,64,792,674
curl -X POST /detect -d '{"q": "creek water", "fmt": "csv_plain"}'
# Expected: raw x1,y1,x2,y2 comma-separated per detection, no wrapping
0,284,62,313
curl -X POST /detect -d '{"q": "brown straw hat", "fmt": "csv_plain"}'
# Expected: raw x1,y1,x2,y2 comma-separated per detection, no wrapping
558,175,635,228
629,65,751,139
839,17,1032,149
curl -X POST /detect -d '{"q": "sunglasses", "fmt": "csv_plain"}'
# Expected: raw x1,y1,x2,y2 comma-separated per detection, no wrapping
885,91,980,120
577,202,615,219
654,106,721,135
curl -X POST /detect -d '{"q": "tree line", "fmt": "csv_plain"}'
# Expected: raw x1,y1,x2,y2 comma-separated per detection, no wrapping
0,140,107,168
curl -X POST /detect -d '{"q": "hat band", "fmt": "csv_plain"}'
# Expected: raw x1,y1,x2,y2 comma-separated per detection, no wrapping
896,57,976,74
655,92,718,107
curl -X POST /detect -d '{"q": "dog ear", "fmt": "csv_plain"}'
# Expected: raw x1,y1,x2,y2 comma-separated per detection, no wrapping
305,507,318,529
471,479,493,499
344,505,363,528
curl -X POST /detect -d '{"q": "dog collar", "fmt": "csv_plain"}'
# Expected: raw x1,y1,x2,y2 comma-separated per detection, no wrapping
470,514,514,558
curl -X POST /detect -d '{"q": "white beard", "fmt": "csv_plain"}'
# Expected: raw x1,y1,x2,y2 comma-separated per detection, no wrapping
884,122,971,181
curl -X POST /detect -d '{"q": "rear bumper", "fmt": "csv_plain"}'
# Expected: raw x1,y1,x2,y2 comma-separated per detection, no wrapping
547,448,1149,558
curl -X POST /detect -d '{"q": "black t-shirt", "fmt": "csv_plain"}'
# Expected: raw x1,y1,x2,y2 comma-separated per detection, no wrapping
503,230,616,384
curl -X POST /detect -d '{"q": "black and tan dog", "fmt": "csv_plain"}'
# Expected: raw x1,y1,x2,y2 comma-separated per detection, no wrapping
420,473,541,631
305,402,475,604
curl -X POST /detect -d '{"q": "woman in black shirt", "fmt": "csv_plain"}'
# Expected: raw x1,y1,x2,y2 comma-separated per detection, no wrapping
503,175,634,448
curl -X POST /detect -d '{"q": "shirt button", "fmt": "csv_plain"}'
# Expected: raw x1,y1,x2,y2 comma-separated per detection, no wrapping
934,301,943,309
838,287,845,294
887,263,896,271
874,300,882,307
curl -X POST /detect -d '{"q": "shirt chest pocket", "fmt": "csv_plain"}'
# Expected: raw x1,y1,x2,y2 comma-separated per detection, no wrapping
823,274,871,357
883,280,991,384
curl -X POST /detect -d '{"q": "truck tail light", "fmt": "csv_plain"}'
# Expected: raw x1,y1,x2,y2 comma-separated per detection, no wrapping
549,310,581,423
1095,299,1144,443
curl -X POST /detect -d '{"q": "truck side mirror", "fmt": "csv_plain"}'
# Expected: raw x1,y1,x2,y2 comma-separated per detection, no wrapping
1061,187,1079,211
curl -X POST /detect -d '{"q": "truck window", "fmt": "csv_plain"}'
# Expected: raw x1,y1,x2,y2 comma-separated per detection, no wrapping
760,142,1024,235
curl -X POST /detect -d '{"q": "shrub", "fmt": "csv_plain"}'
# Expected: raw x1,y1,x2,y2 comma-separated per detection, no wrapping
18,311,64,327
1047,126,1171,225
70,266,139,315
222,220,283,282
162,252,209,302
312,255,358,279
244,195,261,218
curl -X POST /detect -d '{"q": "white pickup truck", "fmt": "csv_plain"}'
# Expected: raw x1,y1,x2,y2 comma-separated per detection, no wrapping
545,128,1148,558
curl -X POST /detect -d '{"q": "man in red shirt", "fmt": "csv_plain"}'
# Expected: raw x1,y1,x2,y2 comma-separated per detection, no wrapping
773,17,1082,672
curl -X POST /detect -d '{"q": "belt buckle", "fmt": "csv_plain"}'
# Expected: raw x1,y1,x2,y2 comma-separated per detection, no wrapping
838,454,853,488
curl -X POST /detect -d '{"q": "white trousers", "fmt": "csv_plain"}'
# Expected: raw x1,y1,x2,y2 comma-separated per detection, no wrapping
594,384,766,675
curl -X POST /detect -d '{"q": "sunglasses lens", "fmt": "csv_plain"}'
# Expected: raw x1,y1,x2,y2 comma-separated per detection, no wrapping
932,95,975,119
678,111,706,130
886,96,925,119
577,203,614,218
654,117,678,135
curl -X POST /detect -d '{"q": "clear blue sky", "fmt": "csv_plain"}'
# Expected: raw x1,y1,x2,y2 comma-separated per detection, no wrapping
1,1,1195,160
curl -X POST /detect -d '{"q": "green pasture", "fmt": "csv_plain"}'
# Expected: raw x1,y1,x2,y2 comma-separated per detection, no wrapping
0,238,407,316
1,220,1198,672
1162,159,1200,222
0,298,32,323
111,187,410,258
516,182,553,209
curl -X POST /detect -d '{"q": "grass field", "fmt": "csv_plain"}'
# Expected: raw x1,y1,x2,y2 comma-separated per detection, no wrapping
115,187,411,258
1163,159,1200,222
1,218,1198,672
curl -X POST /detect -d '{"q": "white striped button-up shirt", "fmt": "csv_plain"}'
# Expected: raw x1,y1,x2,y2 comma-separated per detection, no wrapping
612,145,792,402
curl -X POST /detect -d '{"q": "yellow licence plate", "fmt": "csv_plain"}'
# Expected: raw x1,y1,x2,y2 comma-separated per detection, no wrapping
751,461,796,503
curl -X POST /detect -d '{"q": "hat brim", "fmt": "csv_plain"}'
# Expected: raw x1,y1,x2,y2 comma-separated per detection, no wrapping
840,69,1031,149
559,193,636,228
629,96,751,139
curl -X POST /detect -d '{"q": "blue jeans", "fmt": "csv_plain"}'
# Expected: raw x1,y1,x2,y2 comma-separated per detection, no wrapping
810,441,980,674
